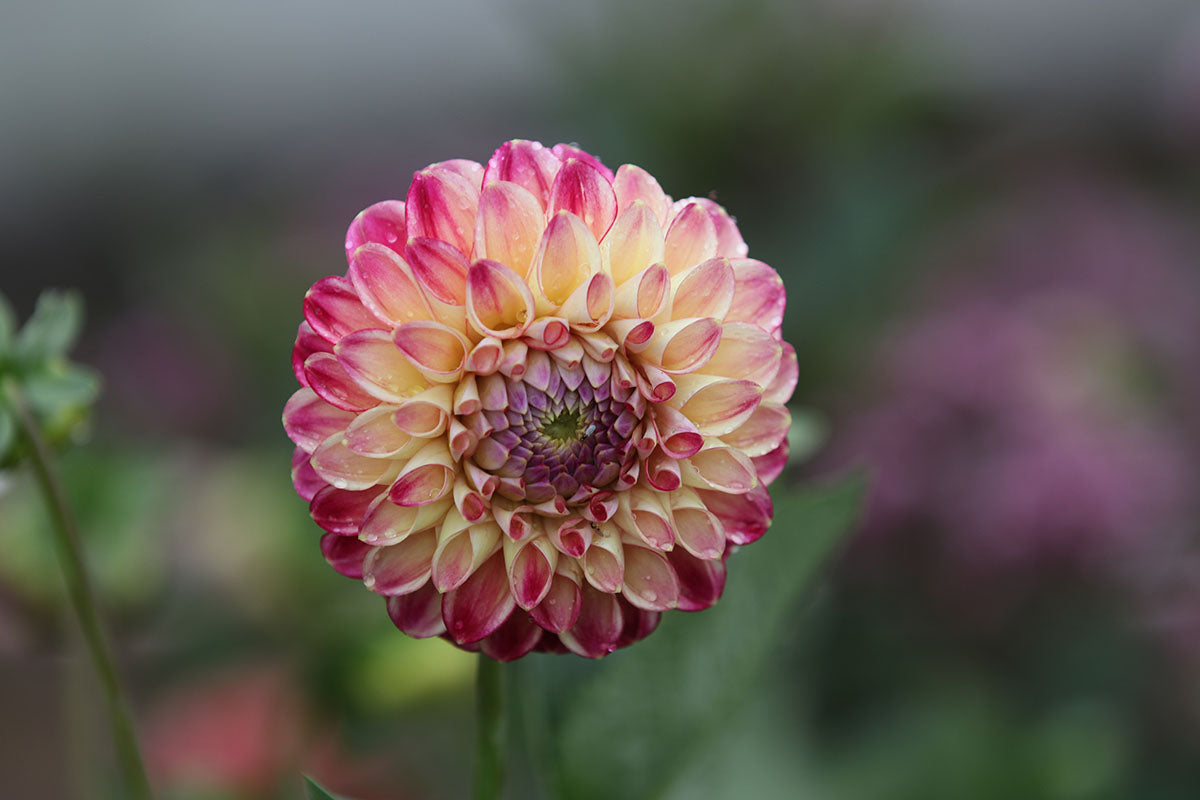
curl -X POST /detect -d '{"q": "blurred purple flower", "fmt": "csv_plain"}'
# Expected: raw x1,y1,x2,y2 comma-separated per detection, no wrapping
831,172,1200,586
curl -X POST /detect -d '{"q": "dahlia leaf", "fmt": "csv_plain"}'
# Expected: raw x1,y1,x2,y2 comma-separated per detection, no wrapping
22,365,100,417
521,475,865,800
0,406,13,461
13,289,82,364
304,776,355,800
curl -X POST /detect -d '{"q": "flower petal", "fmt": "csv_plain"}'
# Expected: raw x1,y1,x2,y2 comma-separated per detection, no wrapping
689,197,748,258
348,243,434,326
432,520,501,592
698,484,773,546
621,545,680,611
602,201,666,286
549,157,618,243
530,566,583,633
345,200,407,261
311,432,399,491
443,551,516,644
386,582,446,638
532,211,603,312
344,405,420,458
505,535,559,610
727,259,785,336
613,164,672,225
764,342,798,405
466,259,536,339
721,402,790,457
363,529,437,595
671,257,735,320
702,322,782,387
303,352,379,412
681,443,758,494
388,438,455,507
292,322,333,389
664,200,718,275
321,532,371,579
283,388,355,453
480,612,544,662
303,275,382,342
393,321,469,383
640,317,722,375
310,486,383,535
670,488,726,560
559,582,623,658
474,180,545,279
670,374,762,436
335,329,430,404
483,140,562,209
405,165,479,256
667,547,726,611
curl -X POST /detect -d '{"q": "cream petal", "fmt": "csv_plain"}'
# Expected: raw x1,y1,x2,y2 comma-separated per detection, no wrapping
310,432,399,491
689,197,748,258
392,384,452,437
393,321,469,383
681,443,758,494
621,545,680,611
344,404,421,458
348,243,434,326
727,259,785,335
335,329,430,404
721,402,791,457
671,257,735,320
483,140,562,209
531,211,603,313
764,342,798,405
664,200,718,275
474,180,545,279
558,272,614,332
669,488,727,560
505,535,559,610
388,439,456,506
432,520,501,592
612,263,670,321
359,495,453,546
466,259,536,339
283,388,354,453
549,157,618,243
362,530,437,595
701,322,782,387
582,524,624,594
669,374,763,436
613,164,672,225
303,352,379,412
639,317,722,375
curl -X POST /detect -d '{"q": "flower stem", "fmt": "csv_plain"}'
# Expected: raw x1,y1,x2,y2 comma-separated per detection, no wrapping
3,379,153,800
474,654,505,800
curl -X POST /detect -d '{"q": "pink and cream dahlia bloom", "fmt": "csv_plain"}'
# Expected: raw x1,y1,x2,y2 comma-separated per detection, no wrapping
284,140,795,660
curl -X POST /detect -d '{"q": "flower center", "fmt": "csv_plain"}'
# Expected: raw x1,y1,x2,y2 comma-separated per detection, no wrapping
457,344,647,508
541,409,584,443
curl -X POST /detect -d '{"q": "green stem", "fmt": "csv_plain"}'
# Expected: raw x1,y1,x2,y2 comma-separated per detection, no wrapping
474,655,505,800
4,379,153,800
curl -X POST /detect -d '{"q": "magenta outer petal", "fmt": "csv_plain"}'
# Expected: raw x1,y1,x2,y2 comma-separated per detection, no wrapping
292,322,333,389
615,599,661,649
291,447,326,502
727,259,785,337
443,552,516,644
699,485,773,546
405,167,479,257
752,440,789,486
303,275,383,342
529,572,582,633
560,582,624,658
387,582,447,638
303,352,379,412
480,612,544,662
668,548,727,611
549,157,618,242
345,200,407,261
309,486,381,535
484,140,562,209
551,143,614,181
321,532,371,579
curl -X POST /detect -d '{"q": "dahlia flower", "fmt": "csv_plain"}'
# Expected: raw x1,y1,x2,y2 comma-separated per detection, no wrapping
285,140,795,660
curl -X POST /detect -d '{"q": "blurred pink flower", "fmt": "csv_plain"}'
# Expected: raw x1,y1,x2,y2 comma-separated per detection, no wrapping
284,140,794,659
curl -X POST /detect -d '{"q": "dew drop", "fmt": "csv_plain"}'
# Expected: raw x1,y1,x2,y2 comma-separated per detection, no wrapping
453,620,465,631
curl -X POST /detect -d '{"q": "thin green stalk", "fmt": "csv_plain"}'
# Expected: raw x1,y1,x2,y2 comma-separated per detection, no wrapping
474,655,505,800
4,379,153,800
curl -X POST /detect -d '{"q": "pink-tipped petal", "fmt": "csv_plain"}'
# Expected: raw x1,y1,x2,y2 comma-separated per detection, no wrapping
430,158,485,189
681,444,758,494
304,352,379,412
310,486,382,536
549,157,618,243
702,322,782,388
405,166,479,256
559,582,623,658
475,180,545,279
581,526,624,593
386,582,446,638
698,484,773,546
466,259,536,339
335,329,429,404
670,490,727,560
764,342,798,405
532,211,604,311
621,546,680,611
690,197,748,258
293,322,334,388
664,201,719,275
348,243,434,326
363,529,437,595
651,404,704,459
344,405,419,458
603,202,666,285
345,200,407,261
443,552,516,644
321,532,371,579
645,446,683,492
613,164,672,225
388,439,455,506
558,272,614,332
404,236,470,305
722,402,791,457
671,374,763,436
311,433,398,491
393,321,469,383
505,536,558,610
303,276,383,342
483,140,562,209
292,448,326,502
615,600,662,649
640,317,722,375
551,143,614,181
667,547,726,611
727,259,785,336
752,440,789,486
671,258,735,320
283,388,355,453
530,569,582,633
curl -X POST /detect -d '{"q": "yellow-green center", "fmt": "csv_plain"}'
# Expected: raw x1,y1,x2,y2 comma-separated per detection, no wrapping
541,409,583,443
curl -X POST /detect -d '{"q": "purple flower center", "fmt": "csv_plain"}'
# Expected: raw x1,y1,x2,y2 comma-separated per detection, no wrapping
462,359,644,507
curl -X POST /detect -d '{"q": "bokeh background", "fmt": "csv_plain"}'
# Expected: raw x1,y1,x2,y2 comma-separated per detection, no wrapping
3,0,1200,797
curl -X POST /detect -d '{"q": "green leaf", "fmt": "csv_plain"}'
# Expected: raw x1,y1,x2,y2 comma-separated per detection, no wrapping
22,365,100,416
515,475,865,800
14,290,83,364
304,776,355,800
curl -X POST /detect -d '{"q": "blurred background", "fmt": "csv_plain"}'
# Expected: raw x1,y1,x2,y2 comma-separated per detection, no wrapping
2,0,1200,797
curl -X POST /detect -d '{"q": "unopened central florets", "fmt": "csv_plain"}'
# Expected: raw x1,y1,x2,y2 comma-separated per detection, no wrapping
458,342,645,507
